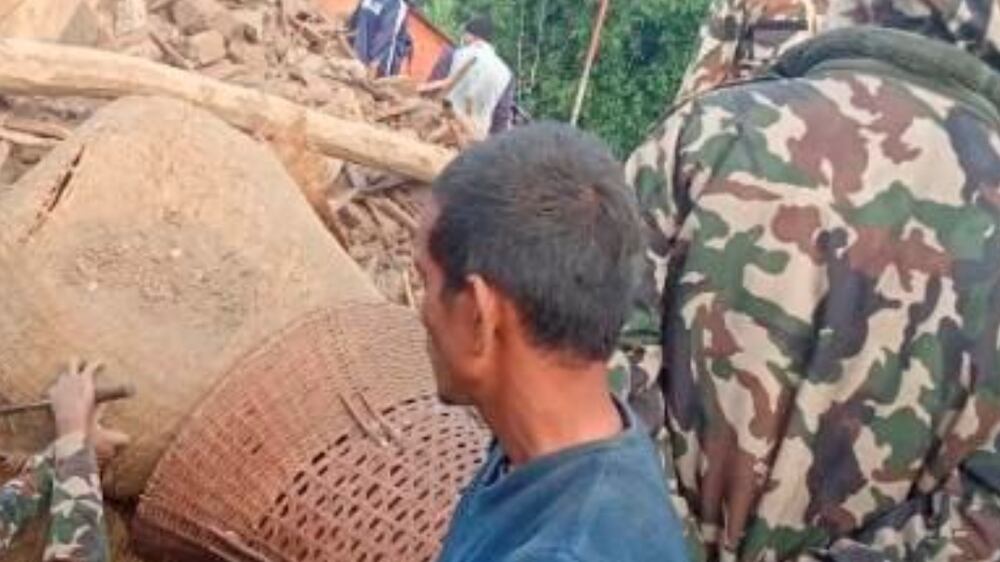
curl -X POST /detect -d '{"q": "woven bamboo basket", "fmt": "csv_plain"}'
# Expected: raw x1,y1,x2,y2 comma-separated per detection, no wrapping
0,96,382,499
134,303,489,562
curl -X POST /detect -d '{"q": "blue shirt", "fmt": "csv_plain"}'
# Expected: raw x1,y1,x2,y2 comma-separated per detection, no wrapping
437,399,689,561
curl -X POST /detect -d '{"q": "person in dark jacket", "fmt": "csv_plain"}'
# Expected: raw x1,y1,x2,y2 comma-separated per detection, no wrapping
348,0,412,77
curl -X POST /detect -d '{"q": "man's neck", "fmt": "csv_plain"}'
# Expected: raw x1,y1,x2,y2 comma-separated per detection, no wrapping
475,356,623,468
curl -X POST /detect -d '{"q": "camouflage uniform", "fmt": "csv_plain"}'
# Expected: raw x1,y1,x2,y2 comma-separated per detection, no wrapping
674,0,827,102
0,433,108,561
612,0,1000,559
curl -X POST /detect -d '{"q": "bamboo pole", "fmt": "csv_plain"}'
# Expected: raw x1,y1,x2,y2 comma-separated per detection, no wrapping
570,0,610,126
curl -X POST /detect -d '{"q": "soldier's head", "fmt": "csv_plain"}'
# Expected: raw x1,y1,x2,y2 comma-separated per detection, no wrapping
415,123,642,406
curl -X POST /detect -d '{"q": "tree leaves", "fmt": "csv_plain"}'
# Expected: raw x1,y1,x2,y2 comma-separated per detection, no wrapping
422,0,710,154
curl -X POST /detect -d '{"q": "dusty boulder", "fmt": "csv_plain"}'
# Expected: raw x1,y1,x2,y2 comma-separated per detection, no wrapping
0,0,110,45
169,0,224,34
0,96,382,498
185,29,227,65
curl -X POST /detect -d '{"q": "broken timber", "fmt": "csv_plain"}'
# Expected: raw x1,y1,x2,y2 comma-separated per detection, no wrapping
0,38,456,182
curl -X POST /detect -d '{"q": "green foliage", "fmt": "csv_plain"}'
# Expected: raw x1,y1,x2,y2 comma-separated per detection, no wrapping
421,0,710,155
419,0,463,36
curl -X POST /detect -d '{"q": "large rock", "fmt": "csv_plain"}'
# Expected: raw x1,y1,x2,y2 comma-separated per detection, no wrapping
0,0,110,45
185,29,227,66
0,96,382,498
170,0,227,34
114,0,149,37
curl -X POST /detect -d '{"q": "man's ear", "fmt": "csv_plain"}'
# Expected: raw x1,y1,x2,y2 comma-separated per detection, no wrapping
466,274,500,360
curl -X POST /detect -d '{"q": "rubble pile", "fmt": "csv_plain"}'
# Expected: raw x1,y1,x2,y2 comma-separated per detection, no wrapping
0,0,463,305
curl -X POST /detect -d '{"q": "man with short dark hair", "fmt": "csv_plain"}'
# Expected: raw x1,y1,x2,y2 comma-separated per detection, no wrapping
416,123,688,562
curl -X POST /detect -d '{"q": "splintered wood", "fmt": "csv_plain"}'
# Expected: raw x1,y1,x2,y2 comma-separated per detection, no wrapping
0,0,463,305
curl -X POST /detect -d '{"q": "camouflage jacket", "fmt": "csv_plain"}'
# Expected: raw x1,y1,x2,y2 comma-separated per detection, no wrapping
0,433,108,561
614,5,1000,561
674,0,1000,103
674,0,825,102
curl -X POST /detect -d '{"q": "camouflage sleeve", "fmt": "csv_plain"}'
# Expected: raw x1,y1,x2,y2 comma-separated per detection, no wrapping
43,432,108,562
614,102,712,561
612,101,699,433
0,447,56,551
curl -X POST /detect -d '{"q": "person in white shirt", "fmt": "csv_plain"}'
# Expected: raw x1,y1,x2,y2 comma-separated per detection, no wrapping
438,16,514,140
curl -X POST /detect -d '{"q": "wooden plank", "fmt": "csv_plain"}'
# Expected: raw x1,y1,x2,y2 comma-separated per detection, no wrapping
0,38,455,182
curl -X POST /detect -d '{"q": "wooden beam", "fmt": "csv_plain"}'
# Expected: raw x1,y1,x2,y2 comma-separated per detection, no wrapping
0,38,456,182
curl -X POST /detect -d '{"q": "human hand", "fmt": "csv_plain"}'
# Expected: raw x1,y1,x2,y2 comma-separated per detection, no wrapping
47,358,99,438
91,404,131,465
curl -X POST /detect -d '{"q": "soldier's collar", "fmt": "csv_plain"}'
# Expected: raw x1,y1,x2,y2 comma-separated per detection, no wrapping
771,26,1000,125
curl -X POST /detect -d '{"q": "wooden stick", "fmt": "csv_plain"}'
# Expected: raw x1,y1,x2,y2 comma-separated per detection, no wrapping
0,126,57,147
349,76,402,102
338,393,388,447
357,391,404,448
334,32,357,60
276,0,289,34
374,98,424,122
1,115,71,139
0,383,135,417
570,0,610,125
401,269,415,310
320,56,366,80
426,122,451,144
0,39,456,182
371,197,418,234
288,14,325,49
149,30,194,70
0,140,10,170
